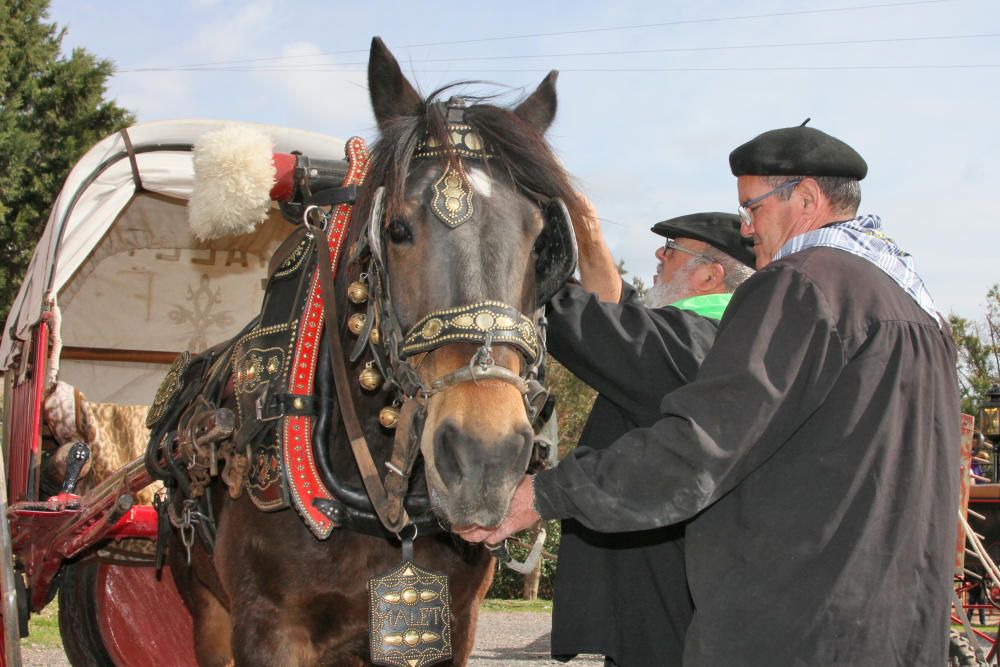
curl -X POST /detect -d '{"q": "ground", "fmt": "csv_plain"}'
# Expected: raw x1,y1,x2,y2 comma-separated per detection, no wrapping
19,605,604,666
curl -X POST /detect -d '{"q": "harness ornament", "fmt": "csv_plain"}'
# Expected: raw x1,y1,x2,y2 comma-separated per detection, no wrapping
146,351,191,429
430,162,474,228
401,301,540,363
369,559,452,667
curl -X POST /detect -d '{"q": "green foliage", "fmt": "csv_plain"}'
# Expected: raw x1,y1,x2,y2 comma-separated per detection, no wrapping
951,284,1000,417
23,600,61,649
546,356,596,460
614,258,647,299
485,519,561,600
480,598,552,612
485,357,595,599
0,0,134,326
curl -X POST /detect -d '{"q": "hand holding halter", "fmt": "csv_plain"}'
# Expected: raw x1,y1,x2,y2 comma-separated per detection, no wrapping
455,474,541,546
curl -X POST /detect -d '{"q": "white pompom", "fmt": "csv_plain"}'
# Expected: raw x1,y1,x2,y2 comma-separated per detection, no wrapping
188,125,276,240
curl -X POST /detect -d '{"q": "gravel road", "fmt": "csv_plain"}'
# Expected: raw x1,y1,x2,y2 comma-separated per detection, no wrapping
469,611,602,666
20,611,603,666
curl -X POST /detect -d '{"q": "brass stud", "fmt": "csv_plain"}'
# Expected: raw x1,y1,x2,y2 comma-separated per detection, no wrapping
359,364,382,391
347,280,369,304
421,318,443,340
474,312,495,331
379,406,400,429
347,313,366,336
292,397,305,411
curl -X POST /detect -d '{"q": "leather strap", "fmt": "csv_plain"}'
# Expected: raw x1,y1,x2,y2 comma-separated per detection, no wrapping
311,217,411,534
382,399,425,527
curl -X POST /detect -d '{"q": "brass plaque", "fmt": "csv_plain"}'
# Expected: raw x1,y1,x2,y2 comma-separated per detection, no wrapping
369,561,452,667
146,351,191,429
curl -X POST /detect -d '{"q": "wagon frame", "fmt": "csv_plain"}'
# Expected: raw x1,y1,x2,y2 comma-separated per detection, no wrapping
0,120,346,665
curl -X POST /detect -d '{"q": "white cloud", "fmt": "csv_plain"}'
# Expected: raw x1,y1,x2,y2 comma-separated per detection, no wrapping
255,41,374,137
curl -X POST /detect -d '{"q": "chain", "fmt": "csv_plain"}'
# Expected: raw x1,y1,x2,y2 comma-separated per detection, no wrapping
168,497,211,565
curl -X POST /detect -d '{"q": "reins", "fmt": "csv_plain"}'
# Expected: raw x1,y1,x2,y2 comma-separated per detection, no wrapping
307,208,416,534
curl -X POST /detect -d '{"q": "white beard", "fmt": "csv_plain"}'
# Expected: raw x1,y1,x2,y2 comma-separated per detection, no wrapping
643,261,697,309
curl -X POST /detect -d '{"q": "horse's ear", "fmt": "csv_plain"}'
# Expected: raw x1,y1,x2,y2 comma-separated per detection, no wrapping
514,70,558,133
368,37,422,130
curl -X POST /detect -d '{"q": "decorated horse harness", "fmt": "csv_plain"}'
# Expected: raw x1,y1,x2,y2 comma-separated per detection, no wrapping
145,99,576,555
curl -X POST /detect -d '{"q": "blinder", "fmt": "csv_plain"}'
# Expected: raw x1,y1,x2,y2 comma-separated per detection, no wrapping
534,197,578,307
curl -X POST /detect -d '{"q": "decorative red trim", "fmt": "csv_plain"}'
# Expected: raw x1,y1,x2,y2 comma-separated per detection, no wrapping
270,153,297,202
283,137,370,538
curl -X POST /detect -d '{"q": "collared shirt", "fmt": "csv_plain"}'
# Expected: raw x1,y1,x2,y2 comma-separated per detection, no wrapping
669,293,733,321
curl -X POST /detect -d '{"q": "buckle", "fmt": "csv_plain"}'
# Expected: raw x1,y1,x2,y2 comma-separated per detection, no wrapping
254,391,284,422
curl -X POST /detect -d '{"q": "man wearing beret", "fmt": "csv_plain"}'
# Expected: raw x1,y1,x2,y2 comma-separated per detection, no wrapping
460,125,960,665
545,209,754,667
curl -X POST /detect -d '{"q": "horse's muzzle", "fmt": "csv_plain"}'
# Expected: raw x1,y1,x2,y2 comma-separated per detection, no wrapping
427,419,534,528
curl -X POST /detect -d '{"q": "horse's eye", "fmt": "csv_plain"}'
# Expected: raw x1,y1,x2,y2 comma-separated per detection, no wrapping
387,218,413,244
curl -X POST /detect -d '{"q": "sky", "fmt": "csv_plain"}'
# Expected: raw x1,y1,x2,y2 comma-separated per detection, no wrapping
48,0,999,320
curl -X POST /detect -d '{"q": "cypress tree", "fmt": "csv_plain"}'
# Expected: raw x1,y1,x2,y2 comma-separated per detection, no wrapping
0,0,133,327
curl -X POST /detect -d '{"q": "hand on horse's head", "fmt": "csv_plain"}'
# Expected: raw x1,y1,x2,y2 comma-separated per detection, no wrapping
453,474,540,544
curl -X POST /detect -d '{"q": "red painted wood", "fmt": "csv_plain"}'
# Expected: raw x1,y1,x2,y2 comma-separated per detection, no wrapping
95,564,198,667
106,506,159,539
7,320,48,502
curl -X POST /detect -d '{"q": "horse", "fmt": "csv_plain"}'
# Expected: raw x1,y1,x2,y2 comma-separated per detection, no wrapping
146,37,584,666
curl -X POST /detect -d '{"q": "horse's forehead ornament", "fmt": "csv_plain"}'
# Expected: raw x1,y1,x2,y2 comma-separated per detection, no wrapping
413,98,492,228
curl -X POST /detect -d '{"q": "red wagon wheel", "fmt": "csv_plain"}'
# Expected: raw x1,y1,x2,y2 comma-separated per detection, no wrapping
58,558,198,667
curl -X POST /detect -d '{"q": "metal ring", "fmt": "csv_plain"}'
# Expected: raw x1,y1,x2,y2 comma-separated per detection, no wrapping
302,205,330,237
395,522,419,542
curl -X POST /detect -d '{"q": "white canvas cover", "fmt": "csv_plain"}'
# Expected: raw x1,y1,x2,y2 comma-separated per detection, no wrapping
1,120,345,404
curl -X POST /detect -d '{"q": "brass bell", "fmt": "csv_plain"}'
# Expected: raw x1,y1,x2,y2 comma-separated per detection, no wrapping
369,327,381,346
347,280,370,304
379,406,400,429
347,313,366,336
358,363,382,391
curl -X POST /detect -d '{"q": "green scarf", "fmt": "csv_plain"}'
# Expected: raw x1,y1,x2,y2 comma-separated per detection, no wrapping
669,293,732,320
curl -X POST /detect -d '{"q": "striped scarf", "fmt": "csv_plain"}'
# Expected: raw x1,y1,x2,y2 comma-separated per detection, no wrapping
772,214,941,325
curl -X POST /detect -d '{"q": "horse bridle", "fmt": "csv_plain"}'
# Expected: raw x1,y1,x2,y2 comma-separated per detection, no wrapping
307,100,577,535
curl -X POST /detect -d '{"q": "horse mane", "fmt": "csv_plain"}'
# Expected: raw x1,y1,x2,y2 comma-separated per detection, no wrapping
355,83,586,231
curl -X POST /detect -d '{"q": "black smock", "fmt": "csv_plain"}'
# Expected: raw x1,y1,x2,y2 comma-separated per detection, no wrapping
536,248,961,666
546,281,720,666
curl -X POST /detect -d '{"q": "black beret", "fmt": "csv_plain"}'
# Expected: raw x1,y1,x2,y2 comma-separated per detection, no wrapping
729,125,867,180
650,212,756,269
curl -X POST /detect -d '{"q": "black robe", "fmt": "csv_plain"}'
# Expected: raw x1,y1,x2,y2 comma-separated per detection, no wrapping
536,248,961,666
545,281,720,666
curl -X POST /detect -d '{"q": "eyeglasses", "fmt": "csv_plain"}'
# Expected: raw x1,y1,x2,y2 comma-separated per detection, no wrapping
662,238,714,263
737,179,801,231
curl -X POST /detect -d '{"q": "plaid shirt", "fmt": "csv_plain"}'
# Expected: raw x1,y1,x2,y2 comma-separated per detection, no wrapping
773,214,941,325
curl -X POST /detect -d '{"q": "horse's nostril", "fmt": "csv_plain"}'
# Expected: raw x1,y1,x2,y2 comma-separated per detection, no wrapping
433,421,466,484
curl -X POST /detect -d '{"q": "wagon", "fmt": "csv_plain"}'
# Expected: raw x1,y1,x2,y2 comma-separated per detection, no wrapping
0,120,347,665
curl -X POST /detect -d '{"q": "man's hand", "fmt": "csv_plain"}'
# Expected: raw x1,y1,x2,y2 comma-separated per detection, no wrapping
454,475,541,545
572,193,622,303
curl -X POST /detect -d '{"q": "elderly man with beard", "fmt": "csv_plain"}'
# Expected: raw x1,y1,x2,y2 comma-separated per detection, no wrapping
542,209,754,667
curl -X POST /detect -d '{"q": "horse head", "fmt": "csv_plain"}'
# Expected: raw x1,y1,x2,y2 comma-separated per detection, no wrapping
348,38,580,531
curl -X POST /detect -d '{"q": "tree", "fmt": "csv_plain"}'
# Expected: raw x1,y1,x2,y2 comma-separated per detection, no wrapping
0,0,133,327
951,284,1000,417
615,257,647,299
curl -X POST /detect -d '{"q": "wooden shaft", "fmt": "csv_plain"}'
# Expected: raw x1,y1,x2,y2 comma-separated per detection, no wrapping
61,346,178,364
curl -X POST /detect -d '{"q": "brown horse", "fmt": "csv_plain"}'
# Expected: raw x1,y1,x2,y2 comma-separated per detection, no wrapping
157,38,584,666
